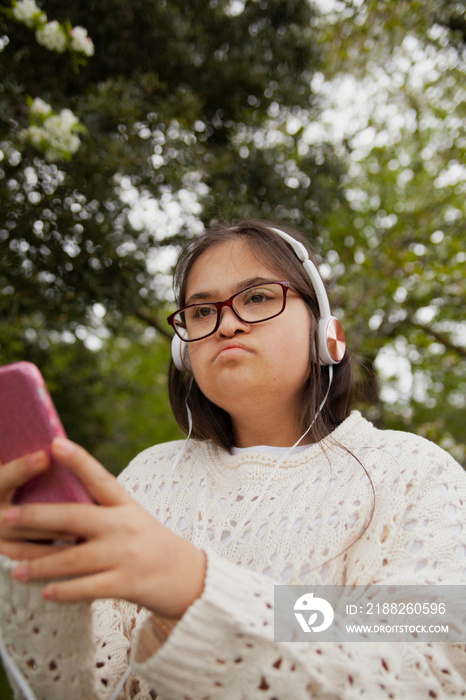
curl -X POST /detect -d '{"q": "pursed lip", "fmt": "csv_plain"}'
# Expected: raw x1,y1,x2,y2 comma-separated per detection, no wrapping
214,342,252,361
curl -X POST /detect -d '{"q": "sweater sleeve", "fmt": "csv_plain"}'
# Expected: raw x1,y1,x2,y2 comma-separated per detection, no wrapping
0,554,98,700
129,549,465,699
129,450,466,699
0,445,183,700
0,555,156,700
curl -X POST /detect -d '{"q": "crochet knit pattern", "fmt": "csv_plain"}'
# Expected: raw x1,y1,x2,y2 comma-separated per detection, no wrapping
1,411,465,699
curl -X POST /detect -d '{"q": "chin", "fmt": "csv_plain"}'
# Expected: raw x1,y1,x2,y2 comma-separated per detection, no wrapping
205,379,265,411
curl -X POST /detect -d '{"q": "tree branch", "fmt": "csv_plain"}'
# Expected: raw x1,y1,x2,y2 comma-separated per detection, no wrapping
133,310,172,340
410,321,466,359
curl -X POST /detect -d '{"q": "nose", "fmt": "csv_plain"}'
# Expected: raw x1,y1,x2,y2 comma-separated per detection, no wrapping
216,306,251,338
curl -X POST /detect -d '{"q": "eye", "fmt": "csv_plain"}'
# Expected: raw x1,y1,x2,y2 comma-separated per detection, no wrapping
192,305,216,320
244,286,277,305
249,292,267,304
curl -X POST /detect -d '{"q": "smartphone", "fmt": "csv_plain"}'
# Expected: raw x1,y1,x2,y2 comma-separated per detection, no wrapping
0,361,93,504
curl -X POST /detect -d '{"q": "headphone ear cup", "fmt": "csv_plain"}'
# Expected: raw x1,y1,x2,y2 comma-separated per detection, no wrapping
171,335,192,373
318,317,346,365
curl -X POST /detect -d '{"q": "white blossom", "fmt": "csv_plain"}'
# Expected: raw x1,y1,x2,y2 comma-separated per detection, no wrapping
21,125,44,146
35,20,67,53
12,0,45,28
70,26,95,57
22,106,83,161
12,3,94,59
42,110,82,159
44,137,80,162
58,108,79,131
30,97,52,117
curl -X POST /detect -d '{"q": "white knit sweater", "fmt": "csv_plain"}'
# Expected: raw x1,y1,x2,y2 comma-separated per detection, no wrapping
1,411,465,699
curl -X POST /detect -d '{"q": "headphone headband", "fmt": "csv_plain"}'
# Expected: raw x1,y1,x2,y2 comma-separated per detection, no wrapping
270,227,332,319
171,225,346,370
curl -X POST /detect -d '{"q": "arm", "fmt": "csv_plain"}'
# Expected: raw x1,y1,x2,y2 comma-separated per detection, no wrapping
3,438,465,699
0,557,161,700
127,448,466,699
0,440,206,699
0,555,96,700
129,548,465,699
0,450,97,699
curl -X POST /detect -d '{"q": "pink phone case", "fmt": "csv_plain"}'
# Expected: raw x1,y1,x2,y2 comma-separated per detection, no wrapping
0,361,93,504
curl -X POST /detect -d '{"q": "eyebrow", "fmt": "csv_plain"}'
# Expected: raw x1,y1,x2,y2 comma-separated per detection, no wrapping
185,277,276,306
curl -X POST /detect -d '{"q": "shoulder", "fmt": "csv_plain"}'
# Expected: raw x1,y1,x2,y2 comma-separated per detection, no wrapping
338,411,465,489
117,438,213,483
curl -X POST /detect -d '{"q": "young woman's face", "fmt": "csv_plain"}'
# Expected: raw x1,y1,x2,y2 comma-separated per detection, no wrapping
185,238,313,427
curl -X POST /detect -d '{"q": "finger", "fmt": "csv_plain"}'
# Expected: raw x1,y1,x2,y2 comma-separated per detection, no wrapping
0,539,71,561
13,539,112,583
0,504,75,541
52,439,130,507
0,451,50,500
2,502,106,540
2,502,87,536
42,570,118,603
0,524,75,541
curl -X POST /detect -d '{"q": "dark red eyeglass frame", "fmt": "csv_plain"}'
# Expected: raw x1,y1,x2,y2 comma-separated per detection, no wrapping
167,280,300,342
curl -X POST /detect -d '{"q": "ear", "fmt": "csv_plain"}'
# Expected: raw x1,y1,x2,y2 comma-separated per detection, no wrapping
171,334,192,373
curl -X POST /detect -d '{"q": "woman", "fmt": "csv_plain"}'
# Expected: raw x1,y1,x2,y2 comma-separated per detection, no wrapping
0,220,465,699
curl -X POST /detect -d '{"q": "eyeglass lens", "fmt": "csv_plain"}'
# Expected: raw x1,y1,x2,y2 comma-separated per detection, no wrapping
174,282,286,341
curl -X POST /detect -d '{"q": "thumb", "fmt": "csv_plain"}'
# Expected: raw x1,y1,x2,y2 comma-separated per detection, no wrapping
52,438,130,507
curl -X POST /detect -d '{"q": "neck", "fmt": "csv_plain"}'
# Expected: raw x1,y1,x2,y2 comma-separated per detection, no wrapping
231,404,311,449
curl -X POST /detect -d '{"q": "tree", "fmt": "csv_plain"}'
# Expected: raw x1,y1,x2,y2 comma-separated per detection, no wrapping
2,1,465,463
311,0,466,462
1,0,342,342
1,0,345,454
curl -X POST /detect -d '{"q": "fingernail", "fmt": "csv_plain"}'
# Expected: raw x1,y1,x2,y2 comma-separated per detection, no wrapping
14,563,30,582
53,438,73,456
3,508,20,524
43,585,56,600
26,451,47,468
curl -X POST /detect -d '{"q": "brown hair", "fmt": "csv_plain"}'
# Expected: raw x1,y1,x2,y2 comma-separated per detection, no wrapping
168,219,354,449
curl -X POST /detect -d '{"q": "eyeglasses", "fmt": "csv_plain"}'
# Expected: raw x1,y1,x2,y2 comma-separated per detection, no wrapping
167,280,299,342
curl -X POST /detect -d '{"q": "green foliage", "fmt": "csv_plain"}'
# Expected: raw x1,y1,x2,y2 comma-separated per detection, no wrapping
2,0,328,328
1,0,338,444
0,663,9,698
1,0,465,472
89,327,184,474
315,0,466,462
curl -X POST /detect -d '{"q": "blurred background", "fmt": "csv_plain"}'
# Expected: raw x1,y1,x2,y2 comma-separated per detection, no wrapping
1,0,465,693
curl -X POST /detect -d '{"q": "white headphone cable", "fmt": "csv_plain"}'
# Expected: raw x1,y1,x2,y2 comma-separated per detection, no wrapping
0,362,329,700
223,366,333,546
0,378,192,700
159,377,194,527
0,590,133,700
0,619,37,700
109,665,131,700
111,368,332,693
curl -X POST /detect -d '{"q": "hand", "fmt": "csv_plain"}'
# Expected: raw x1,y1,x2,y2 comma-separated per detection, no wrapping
1,439,207,619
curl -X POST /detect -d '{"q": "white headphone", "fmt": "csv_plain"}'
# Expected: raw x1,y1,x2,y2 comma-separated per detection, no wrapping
171,332,192,373
170,226,345,372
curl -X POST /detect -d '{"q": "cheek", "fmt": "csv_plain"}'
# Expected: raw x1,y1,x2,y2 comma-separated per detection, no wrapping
279,312,312,364
263,315,312,389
